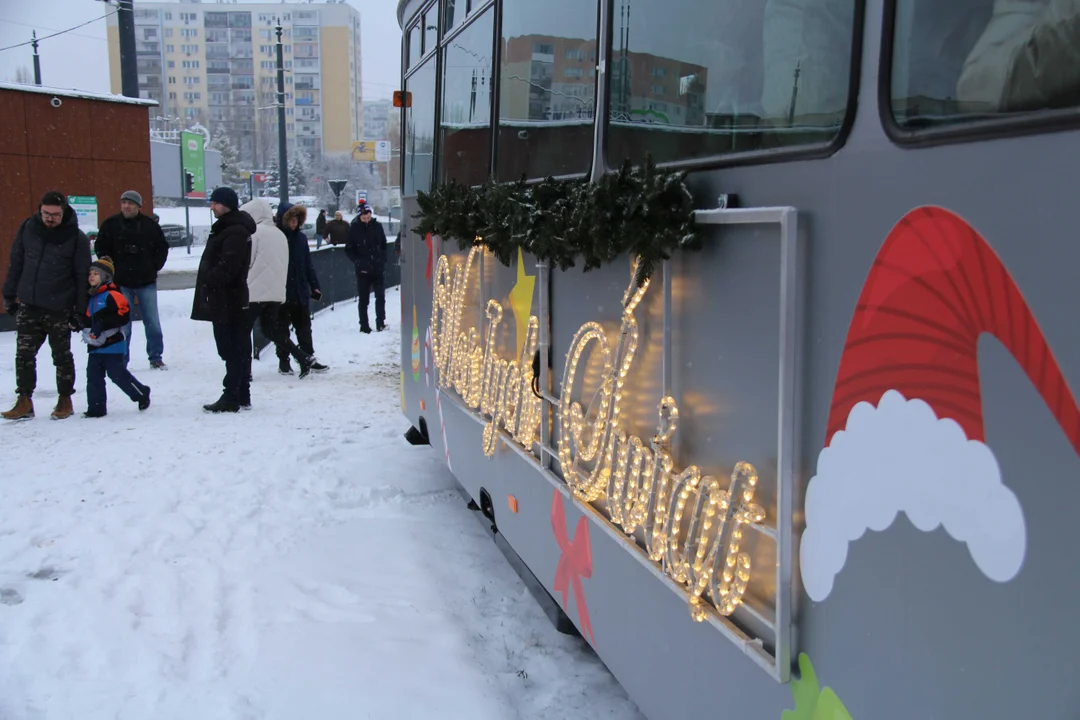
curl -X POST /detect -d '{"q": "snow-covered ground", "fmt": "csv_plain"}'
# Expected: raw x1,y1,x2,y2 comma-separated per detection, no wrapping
0,287,642,720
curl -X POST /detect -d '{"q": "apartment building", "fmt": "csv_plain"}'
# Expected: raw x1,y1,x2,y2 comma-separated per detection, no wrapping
500,34,706,128
362,98,390,141
107,1,364,162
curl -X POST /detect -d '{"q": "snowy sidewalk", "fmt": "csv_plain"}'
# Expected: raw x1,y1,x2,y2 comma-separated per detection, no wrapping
0,288,641,720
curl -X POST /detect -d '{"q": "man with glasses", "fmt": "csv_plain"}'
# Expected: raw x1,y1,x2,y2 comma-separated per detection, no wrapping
344,202,388,334
2,191,92,420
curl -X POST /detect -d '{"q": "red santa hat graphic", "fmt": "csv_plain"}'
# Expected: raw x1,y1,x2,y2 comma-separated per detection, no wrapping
800,206,1080,602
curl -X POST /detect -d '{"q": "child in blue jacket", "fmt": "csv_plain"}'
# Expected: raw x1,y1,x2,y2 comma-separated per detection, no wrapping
80,257,151,418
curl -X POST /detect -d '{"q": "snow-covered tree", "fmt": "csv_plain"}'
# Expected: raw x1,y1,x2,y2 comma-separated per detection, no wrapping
262,159,280,197
209,131,244,190
288,150,311,197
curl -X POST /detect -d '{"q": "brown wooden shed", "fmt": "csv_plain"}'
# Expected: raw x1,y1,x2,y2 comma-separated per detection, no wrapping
0,82,157,313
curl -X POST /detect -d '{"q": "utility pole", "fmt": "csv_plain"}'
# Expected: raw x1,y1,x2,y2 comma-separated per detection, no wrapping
117,0,138,98
31,31,41,85
275,20,289,205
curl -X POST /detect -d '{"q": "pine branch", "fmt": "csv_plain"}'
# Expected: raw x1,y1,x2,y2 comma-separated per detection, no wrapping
411,154,701,286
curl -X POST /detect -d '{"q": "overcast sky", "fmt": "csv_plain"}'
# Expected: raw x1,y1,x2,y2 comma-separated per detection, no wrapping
0,0,402,99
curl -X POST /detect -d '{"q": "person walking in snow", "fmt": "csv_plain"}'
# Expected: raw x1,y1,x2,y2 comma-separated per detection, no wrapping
315,209,327,250
344,202,388,334
93,190,170,370
77,256,151,418
1,191,92,421
275,203,328,376
240,198,317,393
192,187,255,413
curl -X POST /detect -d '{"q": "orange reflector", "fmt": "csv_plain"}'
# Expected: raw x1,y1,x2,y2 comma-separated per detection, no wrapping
393,90,412,108
508,495,518,513
420,399,426,411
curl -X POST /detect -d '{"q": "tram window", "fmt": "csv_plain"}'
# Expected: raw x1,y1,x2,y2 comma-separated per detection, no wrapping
441,8,494,186
423,2,440,55
889,0,1080,130
408,22,421,70
606,0,856,166
497,0,599,180
404,57,438,196
444,0,466,34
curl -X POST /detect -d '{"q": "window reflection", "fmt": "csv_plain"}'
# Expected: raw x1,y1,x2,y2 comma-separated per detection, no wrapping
408,23,421,69
890,0,1080,130
607,0,856,165
423,2,440,55
444,0,465,34
441,9,494,186
405,58,437,196
497,0,598,180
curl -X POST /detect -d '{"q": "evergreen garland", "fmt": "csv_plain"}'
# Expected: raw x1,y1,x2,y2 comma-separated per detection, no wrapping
412,156,701,287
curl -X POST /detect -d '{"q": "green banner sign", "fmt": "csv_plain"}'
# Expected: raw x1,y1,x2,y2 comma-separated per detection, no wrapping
181,130,206,199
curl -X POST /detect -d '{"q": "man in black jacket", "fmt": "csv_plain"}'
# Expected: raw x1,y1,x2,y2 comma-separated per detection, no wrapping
344,202,388,334
1,191,92,420
315,209,327,250
275,202,328,375
94,190,169,369
191,187,255,413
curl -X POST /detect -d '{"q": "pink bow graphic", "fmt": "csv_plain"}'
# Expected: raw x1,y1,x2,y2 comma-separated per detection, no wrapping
551,490,596,644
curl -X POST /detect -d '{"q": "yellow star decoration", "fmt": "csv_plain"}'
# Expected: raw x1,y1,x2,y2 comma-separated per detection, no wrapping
508,247,536,356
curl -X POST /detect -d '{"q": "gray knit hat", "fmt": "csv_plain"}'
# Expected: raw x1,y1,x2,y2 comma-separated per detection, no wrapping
120,190,143,207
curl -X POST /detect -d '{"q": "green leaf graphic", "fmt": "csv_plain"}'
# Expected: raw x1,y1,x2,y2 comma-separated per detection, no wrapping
782,653,853,720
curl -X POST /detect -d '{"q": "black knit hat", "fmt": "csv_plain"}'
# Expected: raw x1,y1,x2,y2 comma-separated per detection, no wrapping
209,186,239,212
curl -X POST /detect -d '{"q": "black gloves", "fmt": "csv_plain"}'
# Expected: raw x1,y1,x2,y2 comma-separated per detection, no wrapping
68,312,89,331
310,288,322,301
4,300,19,316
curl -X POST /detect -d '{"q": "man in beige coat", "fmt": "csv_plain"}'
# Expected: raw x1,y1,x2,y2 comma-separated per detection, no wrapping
239,199,316,408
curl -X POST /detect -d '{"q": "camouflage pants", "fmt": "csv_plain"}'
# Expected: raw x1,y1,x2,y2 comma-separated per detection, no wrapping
14,306,75,398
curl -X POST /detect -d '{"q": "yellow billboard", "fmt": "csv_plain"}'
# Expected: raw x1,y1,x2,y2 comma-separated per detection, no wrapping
351,141,376,162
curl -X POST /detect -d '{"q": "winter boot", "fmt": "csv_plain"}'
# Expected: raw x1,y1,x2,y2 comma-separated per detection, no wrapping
138,387,151,411
82,409,107,419
278,358,294,375
376,322,387,332
1,395,33,420
359,324,372,334
298,355,314,379
50,395,74,420
203,396,240,413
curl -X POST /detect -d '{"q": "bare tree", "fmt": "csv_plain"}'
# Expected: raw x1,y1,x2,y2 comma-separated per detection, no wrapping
8,66,33,84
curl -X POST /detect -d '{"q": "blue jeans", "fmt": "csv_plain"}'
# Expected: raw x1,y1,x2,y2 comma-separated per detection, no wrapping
120,284,164,364
86,353,149,414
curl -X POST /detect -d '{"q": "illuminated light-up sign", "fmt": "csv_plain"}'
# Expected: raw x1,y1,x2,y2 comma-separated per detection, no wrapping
431,246,767,620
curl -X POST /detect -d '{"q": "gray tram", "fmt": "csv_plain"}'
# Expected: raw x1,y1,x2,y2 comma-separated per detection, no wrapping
395,0,1080,717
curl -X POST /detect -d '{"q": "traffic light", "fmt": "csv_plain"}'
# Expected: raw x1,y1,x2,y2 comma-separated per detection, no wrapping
184,171,195,195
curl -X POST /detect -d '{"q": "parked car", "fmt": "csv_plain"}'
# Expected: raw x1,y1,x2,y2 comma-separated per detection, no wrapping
160,224,191,248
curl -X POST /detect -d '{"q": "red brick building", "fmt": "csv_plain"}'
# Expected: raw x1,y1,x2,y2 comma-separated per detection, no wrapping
0,82,156,307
